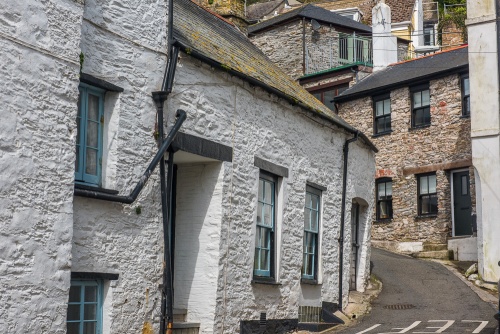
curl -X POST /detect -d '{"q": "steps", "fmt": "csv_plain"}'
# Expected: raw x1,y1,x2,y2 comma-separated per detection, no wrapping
172,309,200,334
411,244,453,260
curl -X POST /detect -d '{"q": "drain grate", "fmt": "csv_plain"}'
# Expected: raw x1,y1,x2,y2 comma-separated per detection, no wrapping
383,304,415,310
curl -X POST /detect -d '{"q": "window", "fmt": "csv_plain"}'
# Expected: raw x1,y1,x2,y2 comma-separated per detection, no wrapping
311,84,349,111
303,186,321,280
75,84,105,186
424,25,435,46
254,172,277,278
373,94,391,135
418,173,438,216
411,85,431,128
67,280,103,334
376,178,393,220
462,75,470,116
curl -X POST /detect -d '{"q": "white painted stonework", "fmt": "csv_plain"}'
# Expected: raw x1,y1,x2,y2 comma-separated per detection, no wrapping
466,0,500,283
448,237,478,261
0,0,375,333
372,0,398,71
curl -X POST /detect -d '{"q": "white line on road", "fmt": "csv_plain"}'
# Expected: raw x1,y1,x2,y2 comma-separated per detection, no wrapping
462,320,489,333
378,321,422,333
414,320,454,333
356,324,381,333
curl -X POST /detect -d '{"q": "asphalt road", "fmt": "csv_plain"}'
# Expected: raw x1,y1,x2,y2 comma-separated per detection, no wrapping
339,248,498,334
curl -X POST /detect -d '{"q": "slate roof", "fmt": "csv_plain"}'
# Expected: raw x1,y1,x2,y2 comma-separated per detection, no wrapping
313,0,415,25
172,0,376,150
334,46,469,102
247,4,372,34
247,0,284,20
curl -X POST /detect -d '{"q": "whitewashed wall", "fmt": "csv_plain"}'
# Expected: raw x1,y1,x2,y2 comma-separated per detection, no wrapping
0,0,84,332
167,55,376,332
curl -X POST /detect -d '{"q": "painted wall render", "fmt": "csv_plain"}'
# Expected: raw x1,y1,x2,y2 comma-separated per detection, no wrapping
0,0,376,333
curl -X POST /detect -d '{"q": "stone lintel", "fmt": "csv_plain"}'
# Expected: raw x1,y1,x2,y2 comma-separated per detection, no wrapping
402,158,472,176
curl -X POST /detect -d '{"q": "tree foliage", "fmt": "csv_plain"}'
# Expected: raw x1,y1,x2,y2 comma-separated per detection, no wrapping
437,0,467,44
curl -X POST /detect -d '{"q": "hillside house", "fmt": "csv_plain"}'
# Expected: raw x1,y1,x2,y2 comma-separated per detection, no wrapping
0,0,377,333
335,46,475,259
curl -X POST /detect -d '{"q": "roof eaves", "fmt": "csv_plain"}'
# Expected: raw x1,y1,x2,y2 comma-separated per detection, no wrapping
334,63,469,103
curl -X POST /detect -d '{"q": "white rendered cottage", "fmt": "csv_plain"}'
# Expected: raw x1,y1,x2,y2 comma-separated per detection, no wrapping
0,0,376,333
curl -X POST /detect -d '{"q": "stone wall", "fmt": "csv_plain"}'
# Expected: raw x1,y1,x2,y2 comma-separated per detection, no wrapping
250,21,341,79
338,74,473,246
168,54,376,332
0,1,84,332
397,40,409,62
442,21,464,50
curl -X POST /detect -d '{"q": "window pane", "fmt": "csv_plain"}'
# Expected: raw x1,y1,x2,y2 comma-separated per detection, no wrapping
260,249,269,271
386,181,392,196
430,194,438,214
258,179,264,202
324,90,335,111
307,254,314,275
67,321,80,334
85,148,98,176
84,304,96,320
257,202,263,225
305,193,312,208
465,97,470,115
310,211,318,232
67,304,80,321
86,122,98,148
422,89,430,106
262,204,272,227
83,322,96,334
69,286,81,303
414,92,421,108
420,176,428,194
428,174,436,193
84,286,97,302
376,100,384,116
464,78,470,95
378,183,386,199
424,107,431,124
379,201,388,219
415,109,424,126
87,94,99,121
310,194,319,211
302,252,309,275
421,195,430,214
461,175,468,195
384,99,391,115
313,92,321,101
305,233,315,253
304,208,311,231
264,181,273,204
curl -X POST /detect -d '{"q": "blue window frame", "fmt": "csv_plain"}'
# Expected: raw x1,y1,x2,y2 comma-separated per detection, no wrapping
67,280,103,334
75,84,104,186
302,186,320,280
254,172,276,278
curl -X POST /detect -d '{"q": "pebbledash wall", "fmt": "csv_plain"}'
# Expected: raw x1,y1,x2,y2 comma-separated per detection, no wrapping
167,54,376,332
337,74,474,250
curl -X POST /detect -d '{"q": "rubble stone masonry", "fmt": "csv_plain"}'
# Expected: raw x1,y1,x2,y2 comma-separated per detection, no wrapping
338,73,474,245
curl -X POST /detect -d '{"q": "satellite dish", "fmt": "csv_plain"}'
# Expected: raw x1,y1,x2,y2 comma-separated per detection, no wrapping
311,19,321,31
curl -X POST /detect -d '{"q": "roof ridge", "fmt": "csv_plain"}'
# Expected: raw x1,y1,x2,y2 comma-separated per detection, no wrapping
388,44,469,67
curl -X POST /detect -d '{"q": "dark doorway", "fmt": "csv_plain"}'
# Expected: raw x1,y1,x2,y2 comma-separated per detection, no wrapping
452,170,473,236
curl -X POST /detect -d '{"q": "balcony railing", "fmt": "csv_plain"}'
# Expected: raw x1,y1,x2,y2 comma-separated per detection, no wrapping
305,33,372,75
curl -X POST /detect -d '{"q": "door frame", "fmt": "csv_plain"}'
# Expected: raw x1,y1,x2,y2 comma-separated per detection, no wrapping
450,168,470,237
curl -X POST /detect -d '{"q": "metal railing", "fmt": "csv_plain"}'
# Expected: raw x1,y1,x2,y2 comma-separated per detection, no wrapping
305,33,372,75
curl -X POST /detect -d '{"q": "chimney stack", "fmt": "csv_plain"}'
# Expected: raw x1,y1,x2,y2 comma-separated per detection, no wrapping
372,0,398,71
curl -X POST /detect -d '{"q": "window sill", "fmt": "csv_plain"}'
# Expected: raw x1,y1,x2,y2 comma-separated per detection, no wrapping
252,278,281,286
414,214,438,220
75,183,119,195
301,278,320,285
408,124,431,131
374,219,392,224
372,130,393,138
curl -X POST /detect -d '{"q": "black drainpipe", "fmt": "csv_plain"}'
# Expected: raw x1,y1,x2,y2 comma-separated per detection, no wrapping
338,131,359,310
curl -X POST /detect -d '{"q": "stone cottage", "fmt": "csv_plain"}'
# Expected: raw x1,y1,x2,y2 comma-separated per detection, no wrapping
0,0,377,333
334,45,474,259
248,3,413,112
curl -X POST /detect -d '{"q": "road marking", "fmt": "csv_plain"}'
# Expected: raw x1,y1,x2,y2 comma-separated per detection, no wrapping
377,321,422,333
356,324,382,333
414,320,454,333
462,320,489,333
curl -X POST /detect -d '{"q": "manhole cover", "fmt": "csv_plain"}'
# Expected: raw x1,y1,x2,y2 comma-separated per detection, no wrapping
383,304,415,310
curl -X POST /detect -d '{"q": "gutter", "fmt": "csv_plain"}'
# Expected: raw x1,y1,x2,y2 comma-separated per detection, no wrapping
338,131,359,310
173,41,378,153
